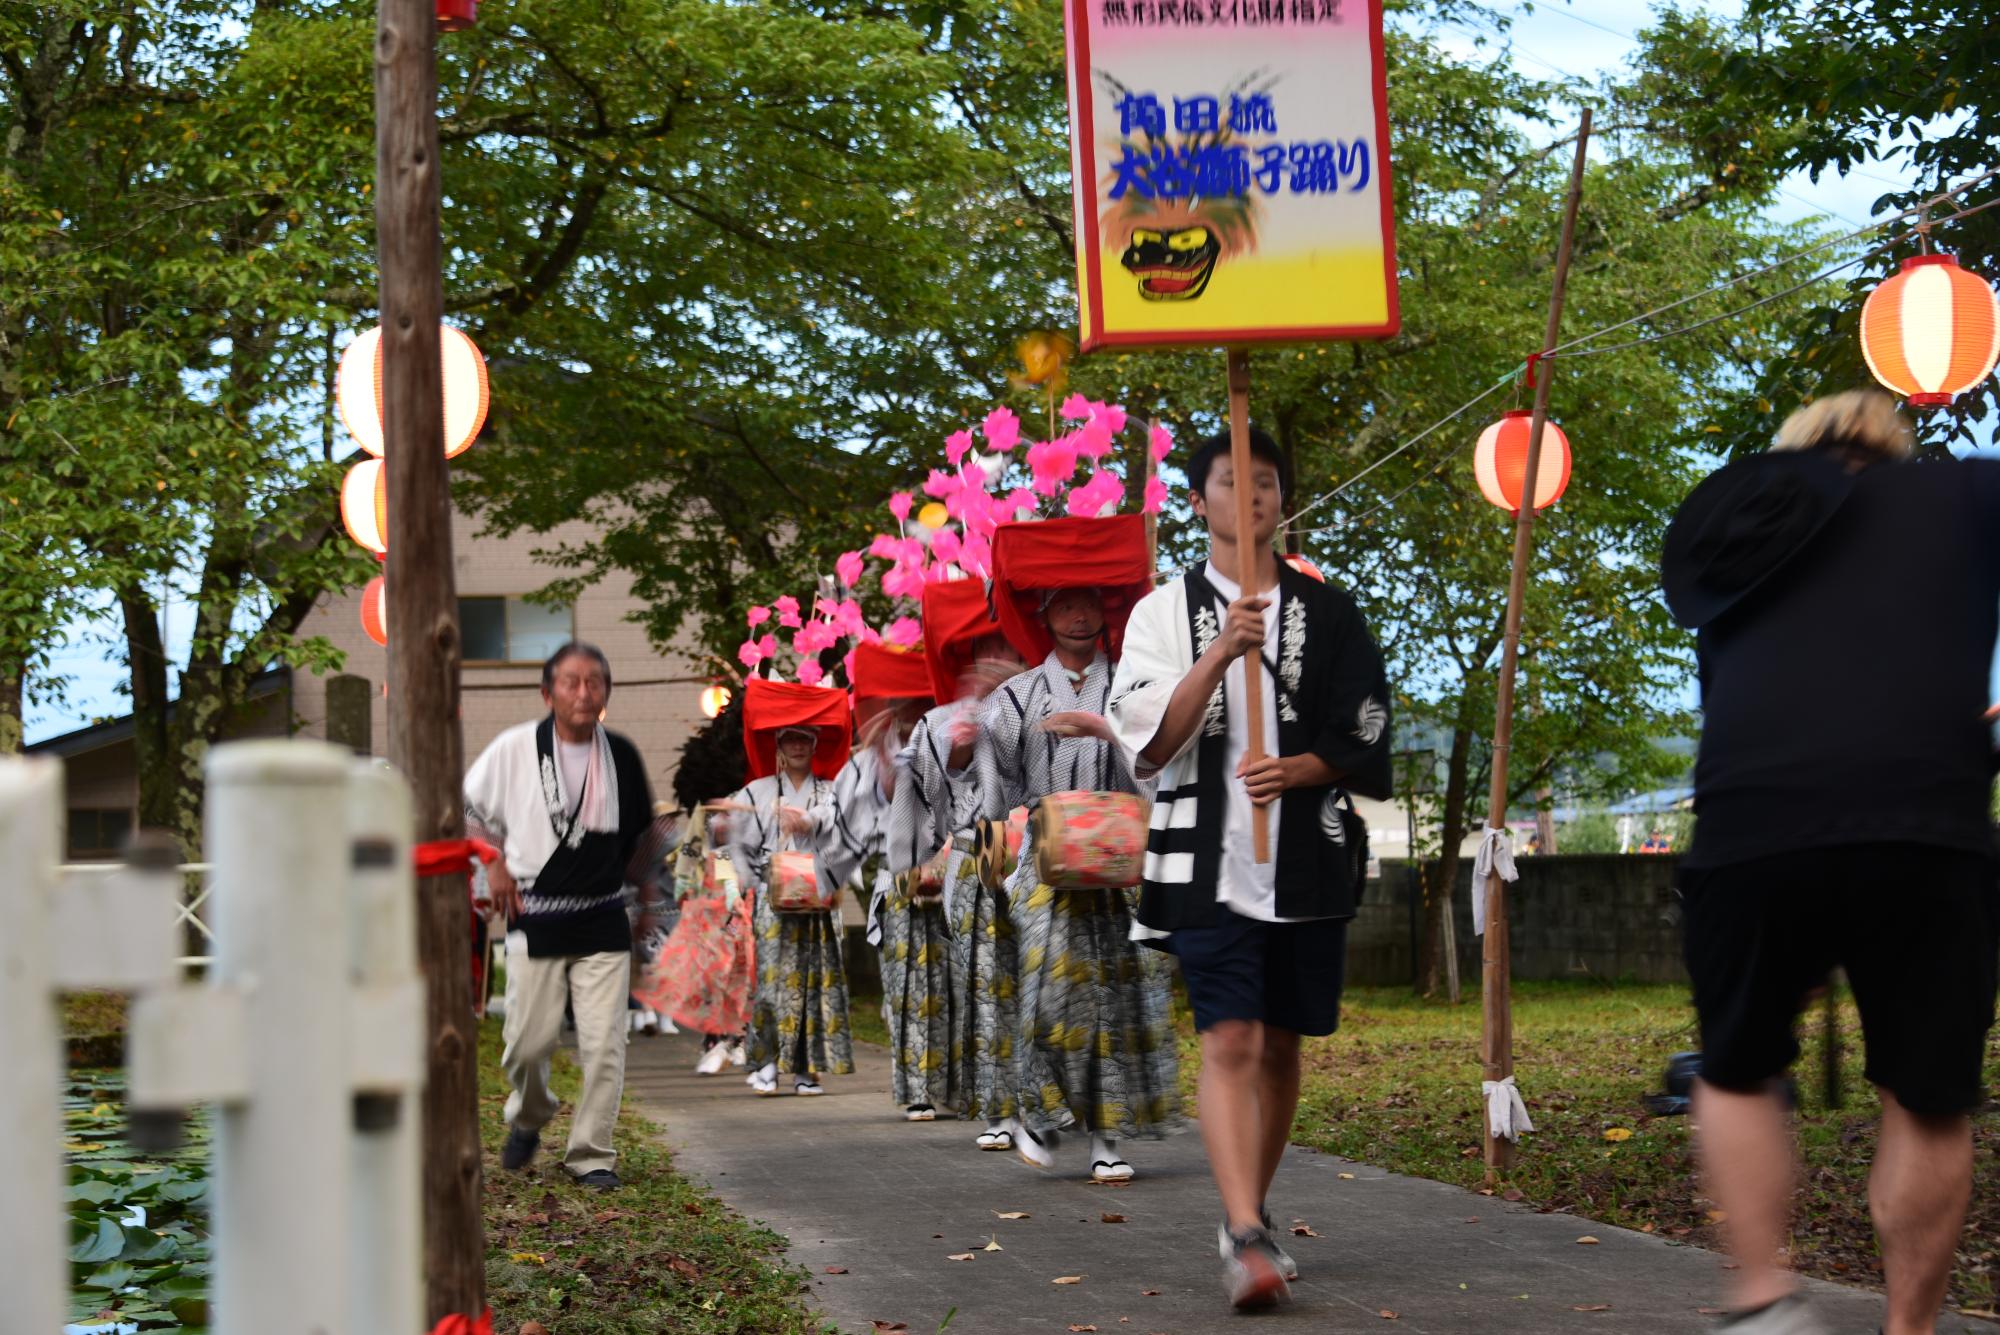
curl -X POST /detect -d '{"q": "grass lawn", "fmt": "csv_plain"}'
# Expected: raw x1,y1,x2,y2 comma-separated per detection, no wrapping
478,1019,831,1334
1173,981,2000,1318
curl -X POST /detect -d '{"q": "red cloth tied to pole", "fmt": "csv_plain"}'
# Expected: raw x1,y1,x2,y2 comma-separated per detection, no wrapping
989,514,1153,665
427,1310,494,1335
920,577,1005,701
742,676,852,780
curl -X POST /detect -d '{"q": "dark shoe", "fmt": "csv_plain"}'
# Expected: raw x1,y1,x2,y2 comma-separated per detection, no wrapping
574,1169,620,1192
500,1127,540,1172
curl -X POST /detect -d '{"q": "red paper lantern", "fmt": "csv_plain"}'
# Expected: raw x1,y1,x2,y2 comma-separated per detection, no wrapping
436,0,477,31
700,684,732,719
335,324,489,459
1859,254,2000,407
1473,410,1571,513
360,575,388,647
341,458,388,555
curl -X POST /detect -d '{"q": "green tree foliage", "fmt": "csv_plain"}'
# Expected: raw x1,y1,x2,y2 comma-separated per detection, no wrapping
1628,1,2000,450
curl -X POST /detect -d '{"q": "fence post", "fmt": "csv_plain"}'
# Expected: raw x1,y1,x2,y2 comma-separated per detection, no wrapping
347,758,427,1333
0,759,65,1335
213,741,355,1333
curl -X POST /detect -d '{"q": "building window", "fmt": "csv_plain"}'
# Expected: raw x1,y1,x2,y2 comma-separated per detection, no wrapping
67,808,134,861
459,596,575,664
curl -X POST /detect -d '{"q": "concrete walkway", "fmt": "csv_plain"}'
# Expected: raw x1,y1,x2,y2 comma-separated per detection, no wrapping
625,1032,1973,1334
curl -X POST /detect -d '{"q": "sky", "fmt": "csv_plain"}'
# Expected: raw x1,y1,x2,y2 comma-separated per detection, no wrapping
23,0,1948,745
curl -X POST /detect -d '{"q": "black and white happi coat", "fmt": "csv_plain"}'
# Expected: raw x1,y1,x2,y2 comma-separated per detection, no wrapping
1108,562,1393,935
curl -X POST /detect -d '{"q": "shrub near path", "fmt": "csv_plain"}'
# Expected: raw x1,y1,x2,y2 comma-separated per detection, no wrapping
1173,982,2000,1320
478,1020,832,1335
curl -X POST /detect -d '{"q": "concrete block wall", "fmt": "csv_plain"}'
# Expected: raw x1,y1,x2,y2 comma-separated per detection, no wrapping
1349,855,1687,987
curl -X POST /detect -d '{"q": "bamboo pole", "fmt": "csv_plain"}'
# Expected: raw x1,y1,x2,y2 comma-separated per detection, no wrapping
375,0,486,1315
1225,349,1269,863
1481,109,1592,1180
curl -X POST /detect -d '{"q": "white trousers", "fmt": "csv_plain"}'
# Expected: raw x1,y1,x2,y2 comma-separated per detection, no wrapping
501,936,631,1176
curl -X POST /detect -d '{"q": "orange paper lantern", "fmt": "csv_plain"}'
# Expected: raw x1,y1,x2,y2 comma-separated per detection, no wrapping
1859,254,2000,407
341,458,388,555
700,684,732,719
335,324,490,458
1473,410,1571,513
360,575,387,647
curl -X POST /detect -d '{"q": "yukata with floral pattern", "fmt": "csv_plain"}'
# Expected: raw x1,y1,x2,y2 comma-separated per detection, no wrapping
724,771,854,1078
977,651,1181,1143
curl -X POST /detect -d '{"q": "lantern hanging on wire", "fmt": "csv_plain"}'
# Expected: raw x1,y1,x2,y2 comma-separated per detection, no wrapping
1473,410,1571,513
341,458,389,555
1859,254,2000,408
360,575,388,647
436,0,477,30
335,324,490,459
700,684,732,719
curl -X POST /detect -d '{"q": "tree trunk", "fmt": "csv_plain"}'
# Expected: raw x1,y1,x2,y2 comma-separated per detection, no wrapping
121,583,186,837
376,0,487,1318
0,668,21,755
1419,712,1476,999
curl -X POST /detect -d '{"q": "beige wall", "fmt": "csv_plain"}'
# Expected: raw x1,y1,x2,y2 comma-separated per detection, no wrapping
291,506,714,805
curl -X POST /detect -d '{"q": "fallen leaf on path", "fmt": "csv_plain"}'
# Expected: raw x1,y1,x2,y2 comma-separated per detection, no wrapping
1602,1128,1633,1142
1291,1222,1321,1237
824,1266,848,1275
946,1253,975,1262
1464,1217,1479,1224
1337,1172,1356,1180
1068,1326,1099,1332
1571,1304,1611,1312
508,1252,546,1265
1477,1188,1495,1196
520,1324,550,1335
984,1236,1004,1252
1141,1289,1160,1296
1721,1262,1740,1271
1576,1236,1600,1245
1641,1223,1655,1233
593,1208,630,1223
1378,1309,1399,1320
1502,1188,1525,1202
871,1323,909,1333
1696,1308,1727,1317
1053,1275,1084,1285
1101,1212,1126,1223
995,1211,1031,1220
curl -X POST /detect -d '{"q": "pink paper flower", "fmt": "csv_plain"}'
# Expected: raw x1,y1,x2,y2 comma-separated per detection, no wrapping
737,638,764,668
774,595,802,629
959,531,991,576
1143,475,1170,514
932,529,963,565
747,605,771,628
835,550,864,589
1059,392,1092,421
922,468,957,501
798,659,825,686
1076,416,1114,461
945,429,975,465
757,634,778,659
833,598,866,636
882,562,924,600
885,616,923,646
859,626,882,646
1067,469,1125,518
889,491,914,522
869,533,903,560
1095,402,1129,435
899,537,926,566
982,407,1021,452
1004,487,1037,518
1149,422,1173,463
1027,436,1079,496
844,648,858,680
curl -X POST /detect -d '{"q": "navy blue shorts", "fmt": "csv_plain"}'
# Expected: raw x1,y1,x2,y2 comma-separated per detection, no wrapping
1166,907,1349,1036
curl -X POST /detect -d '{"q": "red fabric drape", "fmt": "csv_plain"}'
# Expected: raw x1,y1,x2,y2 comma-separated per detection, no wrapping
413,837,499,879
920,577,1005,701
989,514,1153,665
852,640,936,703
742,676,852,780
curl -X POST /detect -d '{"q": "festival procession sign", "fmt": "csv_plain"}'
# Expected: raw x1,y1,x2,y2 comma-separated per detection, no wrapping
1062,0,1398,860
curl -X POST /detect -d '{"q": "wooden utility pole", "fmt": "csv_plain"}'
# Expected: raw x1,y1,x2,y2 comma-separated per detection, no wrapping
1480,109,1591,1179
375,0,486,1316
1225,348,1269,863
1141,416,1161,577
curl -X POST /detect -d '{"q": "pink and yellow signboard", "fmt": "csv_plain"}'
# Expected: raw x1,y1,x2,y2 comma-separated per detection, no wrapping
1064,0,1399,350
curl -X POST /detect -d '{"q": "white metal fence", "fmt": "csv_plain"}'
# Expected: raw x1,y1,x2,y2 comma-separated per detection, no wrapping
5,741,427,1334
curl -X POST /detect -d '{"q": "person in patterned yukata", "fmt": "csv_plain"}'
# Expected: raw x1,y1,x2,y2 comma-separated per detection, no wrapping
978,586,1181,1183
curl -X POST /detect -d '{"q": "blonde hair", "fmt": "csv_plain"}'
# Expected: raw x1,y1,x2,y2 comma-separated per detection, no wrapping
1771,389,1913,460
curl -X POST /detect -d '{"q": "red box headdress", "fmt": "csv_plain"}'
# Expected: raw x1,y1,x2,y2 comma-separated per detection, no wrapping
741,676,852,781
988,513,1153,665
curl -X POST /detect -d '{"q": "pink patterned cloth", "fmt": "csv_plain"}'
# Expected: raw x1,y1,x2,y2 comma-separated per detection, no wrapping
632,893,755,1035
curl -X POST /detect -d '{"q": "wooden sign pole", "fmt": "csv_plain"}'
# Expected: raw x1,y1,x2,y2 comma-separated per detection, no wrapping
1225,348,1270,863
376,0,486,1315
1481,108,1591,1180
1142,416,1160,578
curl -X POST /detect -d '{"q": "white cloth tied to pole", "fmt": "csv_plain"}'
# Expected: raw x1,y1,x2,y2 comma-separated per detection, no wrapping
1471,825,1518,937
1482,1074,1533,1142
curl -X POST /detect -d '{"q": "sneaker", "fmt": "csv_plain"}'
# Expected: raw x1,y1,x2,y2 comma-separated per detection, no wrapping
499,1127,540,1172
694,1043,729,1076
1220,1224,1290,1311
727,1042,748,1068
905,1104,936,1121
1260,1207,1300,1281
1714,1293,1828,1334
795,1077,825,1096
1015,1122,1058,1169
573,1169,620,1192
